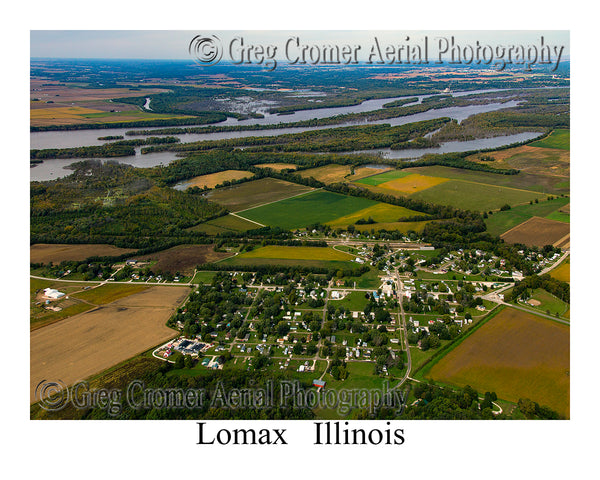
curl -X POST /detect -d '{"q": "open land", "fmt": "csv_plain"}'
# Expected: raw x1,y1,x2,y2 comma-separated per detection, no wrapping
427,307,569,417
205,177,314,212
31,243,137,264
137,244,233,274
178,170,254,189
30,285,189,403
299,164,392,184
500,216,570,248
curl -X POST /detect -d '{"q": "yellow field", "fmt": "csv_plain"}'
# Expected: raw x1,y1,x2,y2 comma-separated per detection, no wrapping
238,245,354,261
299,164,392,184
549,259,570,283
326,203,424,227
30,106,106,119
376,173,449,194
180,170,254,189
255,163,298,171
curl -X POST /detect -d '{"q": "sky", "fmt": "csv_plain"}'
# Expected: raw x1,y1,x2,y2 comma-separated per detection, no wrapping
30,30,570,61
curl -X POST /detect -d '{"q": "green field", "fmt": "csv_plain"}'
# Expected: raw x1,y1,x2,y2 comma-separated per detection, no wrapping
485,197,570,236
518,288,570,319
238,190,378,230
355,170,412,186
221,245,358,269
329,291,372,311
529,129,570,150
546,210,570,223
411,179,546,212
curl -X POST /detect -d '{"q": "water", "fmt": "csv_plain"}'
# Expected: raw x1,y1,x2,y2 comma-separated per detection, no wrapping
29,87,558,181
346,132,542,159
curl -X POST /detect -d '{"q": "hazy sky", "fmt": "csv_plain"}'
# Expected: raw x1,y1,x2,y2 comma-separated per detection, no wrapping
31,30,569,60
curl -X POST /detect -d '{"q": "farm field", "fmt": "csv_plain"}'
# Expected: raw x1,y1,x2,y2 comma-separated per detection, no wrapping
373,173,449,195
221,245,357,269
426,307,569,417
72,283,149,304
205,177,314,212
467,145,570,178
411,179,546,212
176,170,254,189
30,285,189,403
546,210,570,223
354,169,412,186
325,203,426,227
137,244,233,274
299,164,392,184
529,129,570,150
238,190,377,230
254,163,298,171
484,197,570,236
549,258,570,283
402,165,569,195
30,243,137,264
500,216,570,248
190,214,259,234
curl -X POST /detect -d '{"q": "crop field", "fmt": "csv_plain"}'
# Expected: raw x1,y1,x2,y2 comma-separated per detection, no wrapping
177,170,254,190
299,164,392,184
238,190,377,230
402,165,569,195
30,285,189,403
137,244,233,274
205,177,314,212
411,179,546,212
354,169,412,186
363,173,449,195
546,209,570,223
254,163,298,171
500,216,570,248
427,307,569,417
549,258,570,283
191,214,260,234
484,197,570,236
529,129,570,150
221,245,357,269
72,283,149,304
30,243,137,264
325,203,425,227
467,145,570,178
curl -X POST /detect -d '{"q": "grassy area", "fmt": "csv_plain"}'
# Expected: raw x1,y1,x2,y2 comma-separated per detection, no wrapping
549,258,570,283
238,190,378,230
484,196,570,236
326,203,425,227
346,268,382,289
237,245,355,261
517,288,570,318
354,170,412,186
329,290,372,311
72,283,149,305
546,210,570,223
411,179,546,212
191,271,217,284
529,129,570,150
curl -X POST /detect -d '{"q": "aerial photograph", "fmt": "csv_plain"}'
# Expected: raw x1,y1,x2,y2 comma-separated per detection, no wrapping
29,30,571,421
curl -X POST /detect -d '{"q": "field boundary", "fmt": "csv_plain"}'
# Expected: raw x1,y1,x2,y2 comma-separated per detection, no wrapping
413,304,505,380
233,188,320,214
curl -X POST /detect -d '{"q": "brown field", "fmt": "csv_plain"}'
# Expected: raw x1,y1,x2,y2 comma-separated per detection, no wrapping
299,164,392,184
30,80,167,102
428,307,569,417
467,145,570,177
30,285,189,403
376,173,449,194
205,177,314,212
179,170,254,189
559,203,570,214
31,243,137,264
255,163,298,171
500,216,570,248
137,244,232,274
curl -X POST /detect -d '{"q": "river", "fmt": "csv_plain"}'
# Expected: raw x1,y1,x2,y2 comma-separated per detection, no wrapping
29,88,548,181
